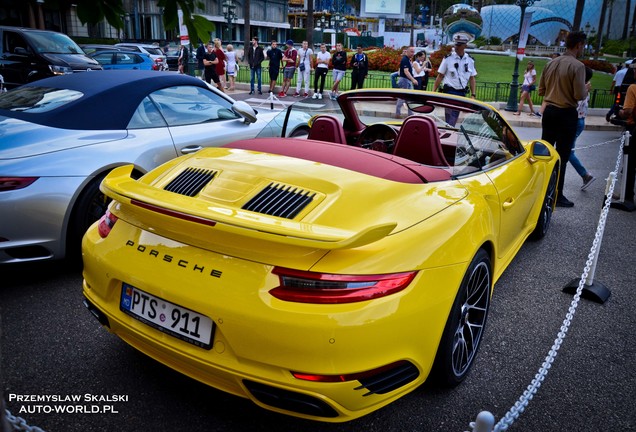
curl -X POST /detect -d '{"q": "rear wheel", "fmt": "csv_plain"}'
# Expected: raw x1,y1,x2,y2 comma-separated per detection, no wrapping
66,173,109,262
431,249,492,386
531,165,558,240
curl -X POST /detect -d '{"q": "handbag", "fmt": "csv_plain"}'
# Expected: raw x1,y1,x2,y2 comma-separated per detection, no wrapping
299,50,306,71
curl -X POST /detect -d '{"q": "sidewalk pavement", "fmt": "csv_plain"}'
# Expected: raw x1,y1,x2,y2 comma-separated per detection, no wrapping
225,82,622,132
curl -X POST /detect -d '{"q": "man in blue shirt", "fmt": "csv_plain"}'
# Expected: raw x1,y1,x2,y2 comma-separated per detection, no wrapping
395,46,418,115
350,45,369,90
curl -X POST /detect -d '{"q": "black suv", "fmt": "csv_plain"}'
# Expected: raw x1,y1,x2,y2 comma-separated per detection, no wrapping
0,26,102,89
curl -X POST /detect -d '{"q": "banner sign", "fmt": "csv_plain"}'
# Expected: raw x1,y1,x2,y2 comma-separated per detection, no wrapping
516,11,533,60
178,9,189,45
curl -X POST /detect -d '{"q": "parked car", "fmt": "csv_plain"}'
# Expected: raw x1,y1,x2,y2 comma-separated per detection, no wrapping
82,89,560,422
165,46,181,71
114,43,168,71
88,50,157,71
0,70,278,264
0,26,102,89
79,44,122,55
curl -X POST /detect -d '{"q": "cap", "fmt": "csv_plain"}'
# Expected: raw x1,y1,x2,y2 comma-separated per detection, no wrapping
453,34,469,45
286,39,294,46
626,59,634,65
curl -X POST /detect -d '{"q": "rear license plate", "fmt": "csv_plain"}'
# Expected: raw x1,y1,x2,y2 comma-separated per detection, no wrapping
120,283,214,350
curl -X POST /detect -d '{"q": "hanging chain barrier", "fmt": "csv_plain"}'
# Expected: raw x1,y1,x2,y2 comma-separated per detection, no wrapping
466,131,628,432
3,409,46,432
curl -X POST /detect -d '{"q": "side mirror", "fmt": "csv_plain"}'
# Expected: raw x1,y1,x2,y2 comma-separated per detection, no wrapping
14,47,29,56
232,100,257,124
529,140,554,163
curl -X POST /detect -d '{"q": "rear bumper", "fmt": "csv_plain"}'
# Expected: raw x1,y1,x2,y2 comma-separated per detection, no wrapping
81,219,466,421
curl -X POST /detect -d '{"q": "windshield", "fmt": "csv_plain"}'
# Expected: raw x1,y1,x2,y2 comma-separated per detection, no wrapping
25,31,83,54
256,99,345,139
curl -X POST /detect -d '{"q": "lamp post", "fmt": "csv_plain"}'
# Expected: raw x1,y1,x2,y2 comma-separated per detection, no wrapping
488,0,496,46
332,11,347,46
222,0,237,42
316,15,327,46
505,0,537,112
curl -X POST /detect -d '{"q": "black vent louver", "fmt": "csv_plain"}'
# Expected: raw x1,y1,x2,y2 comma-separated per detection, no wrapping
163,168,217,197
242,182,316,219
355,361,420,396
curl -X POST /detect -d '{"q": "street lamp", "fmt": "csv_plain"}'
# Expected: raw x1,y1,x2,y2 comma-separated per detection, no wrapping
505,0,538,112
331,11,347,47
583,22,593,56
488,0,496,46
316,15,327,46
222,0,237,42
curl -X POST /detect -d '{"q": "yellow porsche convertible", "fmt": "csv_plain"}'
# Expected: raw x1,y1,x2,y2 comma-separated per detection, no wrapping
82,89,559,422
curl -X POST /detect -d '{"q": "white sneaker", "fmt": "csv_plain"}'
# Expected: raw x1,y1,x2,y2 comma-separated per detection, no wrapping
317,93,323,100
312,93,318,99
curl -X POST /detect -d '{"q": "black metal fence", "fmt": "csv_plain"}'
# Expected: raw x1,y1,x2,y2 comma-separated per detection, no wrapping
230,67,614,108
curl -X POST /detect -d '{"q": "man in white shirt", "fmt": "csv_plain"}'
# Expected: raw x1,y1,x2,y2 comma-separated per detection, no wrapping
433,33,478,126
293,40,313,98
606,60,632,122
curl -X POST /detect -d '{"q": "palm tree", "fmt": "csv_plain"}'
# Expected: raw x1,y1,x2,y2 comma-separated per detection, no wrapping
572,0,585,31
307,0,314,48
243,0,251,64
623,0,631,39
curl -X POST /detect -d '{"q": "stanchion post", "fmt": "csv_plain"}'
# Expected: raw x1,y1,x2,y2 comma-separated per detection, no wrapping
467,411,495,432
610,130,636,211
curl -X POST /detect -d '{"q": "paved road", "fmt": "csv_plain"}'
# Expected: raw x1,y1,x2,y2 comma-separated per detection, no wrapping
1,127,635,432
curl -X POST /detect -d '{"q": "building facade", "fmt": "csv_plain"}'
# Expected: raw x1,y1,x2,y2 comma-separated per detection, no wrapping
0,0,289,45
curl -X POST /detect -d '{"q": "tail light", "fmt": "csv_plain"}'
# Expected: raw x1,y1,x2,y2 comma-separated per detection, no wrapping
0,177,38,192
98,210,118,238
270,267,416,304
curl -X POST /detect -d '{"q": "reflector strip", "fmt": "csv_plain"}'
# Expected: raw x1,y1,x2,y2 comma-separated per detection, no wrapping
131,199,217,227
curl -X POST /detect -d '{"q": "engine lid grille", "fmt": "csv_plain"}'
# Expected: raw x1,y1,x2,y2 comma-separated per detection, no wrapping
164,168,217,197
242,182,316,219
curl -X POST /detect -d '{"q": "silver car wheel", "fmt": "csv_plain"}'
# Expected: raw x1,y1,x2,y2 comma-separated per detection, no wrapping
451,260,490,377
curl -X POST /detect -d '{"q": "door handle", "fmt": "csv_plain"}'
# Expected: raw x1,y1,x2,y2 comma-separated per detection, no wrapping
181,146,203,154
502,198,515,210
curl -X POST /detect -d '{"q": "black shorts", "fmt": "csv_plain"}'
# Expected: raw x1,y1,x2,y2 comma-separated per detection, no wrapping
204,69,220,84
269,68,280,81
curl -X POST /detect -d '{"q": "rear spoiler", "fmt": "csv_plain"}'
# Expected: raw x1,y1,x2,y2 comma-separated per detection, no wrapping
101,165,397,250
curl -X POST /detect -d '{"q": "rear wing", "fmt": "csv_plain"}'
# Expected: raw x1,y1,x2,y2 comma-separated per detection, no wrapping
101,165,397,250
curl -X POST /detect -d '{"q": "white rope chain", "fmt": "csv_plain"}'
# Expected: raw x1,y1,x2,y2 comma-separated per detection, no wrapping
488,132,626,432
4,409,46,432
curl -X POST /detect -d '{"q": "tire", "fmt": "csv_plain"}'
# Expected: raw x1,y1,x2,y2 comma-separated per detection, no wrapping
431,249,492,386
288,125,310,138
531,164,558,240
66,173,110,262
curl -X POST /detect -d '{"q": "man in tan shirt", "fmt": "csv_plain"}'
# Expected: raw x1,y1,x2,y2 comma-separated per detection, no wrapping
617,65,636,205
538,31,588,207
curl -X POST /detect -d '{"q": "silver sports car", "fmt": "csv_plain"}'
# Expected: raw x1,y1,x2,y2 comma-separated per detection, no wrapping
0,71,276,264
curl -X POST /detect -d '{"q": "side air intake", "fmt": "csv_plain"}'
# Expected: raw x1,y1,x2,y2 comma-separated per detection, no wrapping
163,168,217,197
242,183,316,219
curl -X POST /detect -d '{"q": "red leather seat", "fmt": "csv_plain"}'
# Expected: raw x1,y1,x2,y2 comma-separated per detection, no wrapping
307,115,347,145
393,116,449,167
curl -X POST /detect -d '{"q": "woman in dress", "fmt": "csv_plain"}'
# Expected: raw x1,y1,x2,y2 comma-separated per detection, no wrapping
225,44,237,91
213,39,227,90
